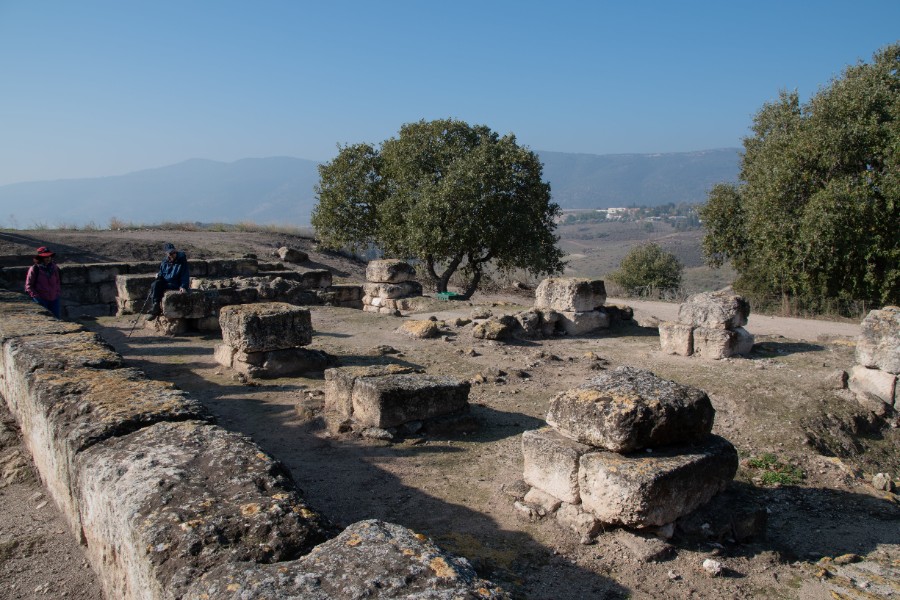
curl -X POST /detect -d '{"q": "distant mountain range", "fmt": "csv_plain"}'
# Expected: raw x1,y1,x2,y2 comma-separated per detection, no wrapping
0,149,740,228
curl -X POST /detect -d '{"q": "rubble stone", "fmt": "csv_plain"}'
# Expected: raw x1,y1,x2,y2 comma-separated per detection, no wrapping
557,310,610,335
546,367,715,453
277,246,308,263
848,365,897,407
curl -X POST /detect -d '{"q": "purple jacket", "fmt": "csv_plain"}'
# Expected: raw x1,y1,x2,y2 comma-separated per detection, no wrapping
25,263,61,301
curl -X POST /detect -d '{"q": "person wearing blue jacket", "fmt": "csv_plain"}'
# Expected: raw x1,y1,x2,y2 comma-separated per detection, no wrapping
147,242,190,320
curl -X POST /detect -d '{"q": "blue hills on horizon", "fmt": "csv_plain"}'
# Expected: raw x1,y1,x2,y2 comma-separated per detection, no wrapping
0,149,740,228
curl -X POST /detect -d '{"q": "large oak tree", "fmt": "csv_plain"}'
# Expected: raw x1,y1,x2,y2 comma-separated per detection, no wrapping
312,119,565,298
701,43,899,311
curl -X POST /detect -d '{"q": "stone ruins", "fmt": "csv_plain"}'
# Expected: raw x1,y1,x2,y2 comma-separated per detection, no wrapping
323,365,476,439
474,277,613,340
849,306,899,417
214,302,330,378
520,367,738,541
659,290,754,359
362,259,422,315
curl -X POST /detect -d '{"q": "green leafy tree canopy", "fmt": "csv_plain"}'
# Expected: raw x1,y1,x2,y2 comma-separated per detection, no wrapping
700,43,900,311
608,242,683,297
312,119,565,298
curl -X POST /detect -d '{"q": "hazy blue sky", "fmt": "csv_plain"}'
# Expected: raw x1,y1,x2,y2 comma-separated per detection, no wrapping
1,1,897,186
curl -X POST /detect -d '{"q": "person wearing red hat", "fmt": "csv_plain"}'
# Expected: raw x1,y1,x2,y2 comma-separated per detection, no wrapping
25,246,62,318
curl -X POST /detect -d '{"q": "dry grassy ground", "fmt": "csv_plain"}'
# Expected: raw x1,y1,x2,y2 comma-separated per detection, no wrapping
1,229,898,599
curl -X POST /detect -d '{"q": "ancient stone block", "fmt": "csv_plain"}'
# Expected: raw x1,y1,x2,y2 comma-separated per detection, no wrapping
515,309,544,338
116,275,155,302
546,367,715,452
856,307,900,374
146,315,188,335
677,291,750,329
556,502,602,542
522,427,590,505
366,260,416,284
295,269,333,290
86,263,128,284
0,292,84,340
277,246,308,263
232,348,331,379
732,326,755,355
659,321,694,355
351,374,470,429
472,317,517,340
323,365,420,429
848,365,897,407
185,520,509,600
206,258,259,277
362,281,423,299
325,284,363,303
219,302,312,352
161,291,212,319
59,264,88,285
76,421,331,600
693,327,739,359
534,277,606,312
578,435,738,527
557,310,610,335
213,343,234,367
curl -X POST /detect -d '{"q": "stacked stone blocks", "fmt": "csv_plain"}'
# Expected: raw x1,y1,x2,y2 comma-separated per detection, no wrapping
362,260,422,314
521,367,737,535
214,302,328,378
848,307,899,415
660,291,754,359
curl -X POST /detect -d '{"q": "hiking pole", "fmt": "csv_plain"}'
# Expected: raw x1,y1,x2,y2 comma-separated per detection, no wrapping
127,286,154,337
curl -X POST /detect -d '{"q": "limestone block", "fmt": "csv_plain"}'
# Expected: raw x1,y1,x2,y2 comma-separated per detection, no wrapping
677,291,750,329
219,302,312,352
351,374,470,429
557,310,610,335
693,327,739,359
522,427,590,504
116,275,156,302
472,315,518,340
856,307,900,374
515,309,544,338
579,435,738,527
362,281,423,299
323,366,420,429
161,290,212,319
127,261,162,275
848,365,897,407
213,343,234,367
86,263,128,284
295,269,333,290
366,260,416,284
1,360,208,536
206,258,259,277
546,366,715,452
76,421,331,600
523,487,562,513
659,321,694,355
732,326,755,355
233,347,331,379
193,316,220,331
0,292,84,340
59,264,88,285
534,277,606,312
277,246,308,263
540,309,560,336
325,284,363,302
185,519,509,600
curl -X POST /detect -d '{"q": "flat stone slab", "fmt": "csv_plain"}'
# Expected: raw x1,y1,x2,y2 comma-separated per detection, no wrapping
0,290,84,340
115,274,154,303
323,365,421,429
219,302,312,352
352,373,470,429
186,519,510,599
161,290,213,319
849,365,897,408
677,291,750,329
522,427,591,505
534,278,606,313
856,307,900,374
366,260,416,284
546,367,715,453
579,435,738,527
77,420,332,599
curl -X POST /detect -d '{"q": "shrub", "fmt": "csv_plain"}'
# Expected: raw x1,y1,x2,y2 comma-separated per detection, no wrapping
608,242,683,297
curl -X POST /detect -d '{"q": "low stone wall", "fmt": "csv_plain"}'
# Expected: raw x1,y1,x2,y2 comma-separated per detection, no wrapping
0,289,507,599
0,258,364,318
